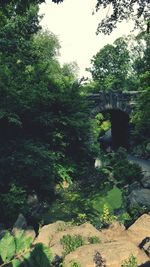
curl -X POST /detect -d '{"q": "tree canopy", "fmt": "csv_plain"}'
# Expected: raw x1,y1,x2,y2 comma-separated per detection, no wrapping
1,0,149,34
96,0,150,34
0,2,94,225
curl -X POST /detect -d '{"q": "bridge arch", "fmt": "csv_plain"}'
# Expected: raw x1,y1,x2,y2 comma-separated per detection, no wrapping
88,91,139,150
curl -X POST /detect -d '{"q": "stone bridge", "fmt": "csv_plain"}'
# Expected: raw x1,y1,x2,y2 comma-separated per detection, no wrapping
88,91,140,149
88,91,139,116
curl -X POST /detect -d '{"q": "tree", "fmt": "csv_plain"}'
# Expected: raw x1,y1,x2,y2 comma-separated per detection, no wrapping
89,37,131,92
95,0,150,34
1,0,149,35
0,2,93,225
131,34,150,142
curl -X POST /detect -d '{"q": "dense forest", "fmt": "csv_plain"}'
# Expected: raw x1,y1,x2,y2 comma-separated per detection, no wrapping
0,1,149,267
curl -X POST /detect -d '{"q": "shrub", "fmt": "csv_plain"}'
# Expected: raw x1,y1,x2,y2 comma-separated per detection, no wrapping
88,236,101,244
0,230,53,267
60,234,85,256
0,183,28,226
70,261,81,267
113,160,143,185
121,254,138,267
100,204,117,227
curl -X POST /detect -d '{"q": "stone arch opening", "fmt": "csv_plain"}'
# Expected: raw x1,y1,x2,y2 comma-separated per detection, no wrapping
99,109,130,150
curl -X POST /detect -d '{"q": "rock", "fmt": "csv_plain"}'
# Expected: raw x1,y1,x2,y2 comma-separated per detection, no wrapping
12,213,36,240
128,189,150,209
146,143,150,154
141,176,150,189
127,214,150,245
63,241,148,267
12,214,27,234
34,217,150,266
101,221,126,242
35,221,106,257
128,181,141,192
27,194,38,206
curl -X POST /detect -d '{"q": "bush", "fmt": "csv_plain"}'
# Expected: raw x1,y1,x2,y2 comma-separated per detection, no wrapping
113,160,143,185
60,235,85,256
70,261,81,267
0,183,28,226
121,254,137,267
100,204,117,227
88,236,101,244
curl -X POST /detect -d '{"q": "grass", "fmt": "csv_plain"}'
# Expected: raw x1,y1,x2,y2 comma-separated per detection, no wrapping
42,183,123,225
91,186,122,213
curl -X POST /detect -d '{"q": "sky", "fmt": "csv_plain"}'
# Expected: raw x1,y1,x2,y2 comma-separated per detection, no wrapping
39,0,135,78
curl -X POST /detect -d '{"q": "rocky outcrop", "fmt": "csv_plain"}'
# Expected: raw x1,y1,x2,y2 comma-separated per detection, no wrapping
63,241,148,267
10,214,150,266
127,214,150,245
33,214,150,266
127,188,150,209
141,176,150,189
35,221,106,257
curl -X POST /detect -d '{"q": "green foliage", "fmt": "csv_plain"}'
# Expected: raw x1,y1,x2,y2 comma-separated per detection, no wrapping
121,254,138,267
0,184,28,225
0,230,53,267
96,0,149,34
91,186,123,215
0,231,15,264
88,236,101,244
113,161,143,185
89,37,130,92
109,149,143,185
100,204,117,227
128,204,148,223
70,261,81,267
0,0,94,225
60,235,85,256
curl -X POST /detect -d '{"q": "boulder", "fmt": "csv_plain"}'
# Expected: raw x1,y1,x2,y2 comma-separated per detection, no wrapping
63,241,148,267
128,189,150,209
127,214,150,245
141,176,150,189
12,213,36,240
101,221,126,242
12,214,27,234
35,221,106,257
146,143,150,154
33,217,150,265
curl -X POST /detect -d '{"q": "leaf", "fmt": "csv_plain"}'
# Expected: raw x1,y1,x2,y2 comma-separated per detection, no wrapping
14,230,33,254
0,231,15,263
26,243,53,267
12,258,22,267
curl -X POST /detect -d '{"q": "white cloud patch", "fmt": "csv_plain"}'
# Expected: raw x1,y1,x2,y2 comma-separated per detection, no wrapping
39,0,136,78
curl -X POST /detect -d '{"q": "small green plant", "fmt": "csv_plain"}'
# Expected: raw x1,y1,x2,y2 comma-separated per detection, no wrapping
88,236,101,244
0,230,53,267
60,234,85,256
57,222,67,232
121,254,138,267
76,213,87,224
100,204,117,227
70,261,81,267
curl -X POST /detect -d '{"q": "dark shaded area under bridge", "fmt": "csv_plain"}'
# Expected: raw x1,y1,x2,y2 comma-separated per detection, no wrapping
99,109,129,150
